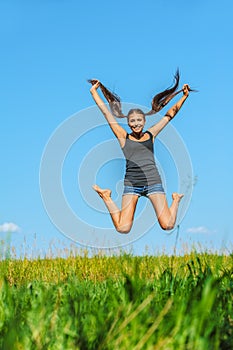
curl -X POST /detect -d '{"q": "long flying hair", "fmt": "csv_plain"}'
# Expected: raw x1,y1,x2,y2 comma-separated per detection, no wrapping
88,70,193,118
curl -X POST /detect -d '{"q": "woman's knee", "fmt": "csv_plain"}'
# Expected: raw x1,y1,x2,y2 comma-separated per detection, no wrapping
158,218,174,231
116,222,133,234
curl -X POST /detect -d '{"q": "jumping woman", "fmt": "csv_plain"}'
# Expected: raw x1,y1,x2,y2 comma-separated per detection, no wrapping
89,72,191,234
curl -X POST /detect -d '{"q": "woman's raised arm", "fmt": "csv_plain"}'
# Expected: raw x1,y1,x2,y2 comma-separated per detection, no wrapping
90,81,127,143
148,84,190,137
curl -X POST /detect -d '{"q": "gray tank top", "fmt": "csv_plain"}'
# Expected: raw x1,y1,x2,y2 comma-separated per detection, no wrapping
122,131,162,186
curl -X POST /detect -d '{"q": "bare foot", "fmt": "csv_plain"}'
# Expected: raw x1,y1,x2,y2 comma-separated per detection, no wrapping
92,184,112,200
172,192,184,202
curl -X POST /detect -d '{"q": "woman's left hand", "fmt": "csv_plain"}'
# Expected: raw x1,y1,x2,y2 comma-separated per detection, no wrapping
89,79,100,93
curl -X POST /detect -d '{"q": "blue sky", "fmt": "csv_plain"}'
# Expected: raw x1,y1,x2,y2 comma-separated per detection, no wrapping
1,0,232,257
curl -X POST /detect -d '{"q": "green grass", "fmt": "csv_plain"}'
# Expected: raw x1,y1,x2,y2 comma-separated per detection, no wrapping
0,252,232,349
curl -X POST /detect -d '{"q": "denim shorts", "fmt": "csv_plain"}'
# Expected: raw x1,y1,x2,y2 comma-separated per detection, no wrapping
123,183,165,197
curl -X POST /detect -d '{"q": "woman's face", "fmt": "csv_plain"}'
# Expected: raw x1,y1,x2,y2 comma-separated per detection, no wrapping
127,112,145,134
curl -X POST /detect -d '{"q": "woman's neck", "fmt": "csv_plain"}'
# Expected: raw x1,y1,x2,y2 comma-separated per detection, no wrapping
131,131,144,139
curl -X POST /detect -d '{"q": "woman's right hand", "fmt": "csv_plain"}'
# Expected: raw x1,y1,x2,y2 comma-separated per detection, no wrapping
182,84,190,97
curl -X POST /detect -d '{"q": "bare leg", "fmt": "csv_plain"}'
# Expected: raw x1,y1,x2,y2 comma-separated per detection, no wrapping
148,192,184,230
92,184,139,234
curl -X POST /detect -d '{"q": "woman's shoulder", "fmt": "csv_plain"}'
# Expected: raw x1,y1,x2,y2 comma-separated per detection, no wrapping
145,130,153,139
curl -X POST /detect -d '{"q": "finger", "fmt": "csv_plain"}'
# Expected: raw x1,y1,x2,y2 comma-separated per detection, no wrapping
182,84,190,92
88,79,100,86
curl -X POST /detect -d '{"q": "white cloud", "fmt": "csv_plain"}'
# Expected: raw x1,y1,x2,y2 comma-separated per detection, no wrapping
0,222,20,233
186,226,212,234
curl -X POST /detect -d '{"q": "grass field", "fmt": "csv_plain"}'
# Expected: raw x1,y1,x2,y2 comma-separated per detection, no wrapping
0,251,232,349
